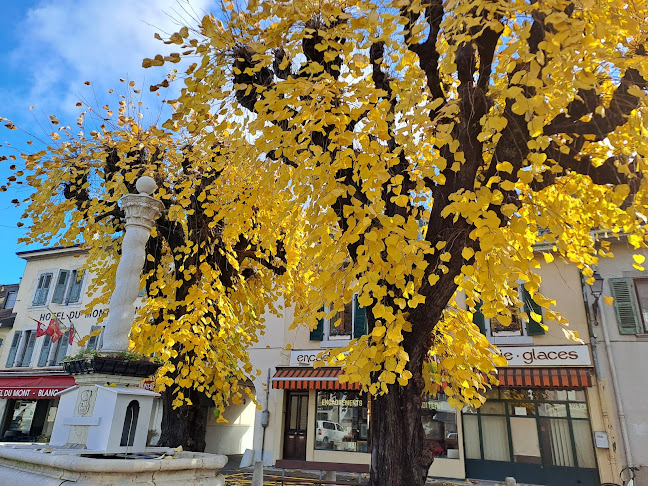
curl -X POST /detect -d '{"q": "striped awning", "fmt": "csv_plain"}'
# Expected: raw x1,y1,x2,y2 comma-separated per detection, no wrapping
497,367,592,389
272,367,361,391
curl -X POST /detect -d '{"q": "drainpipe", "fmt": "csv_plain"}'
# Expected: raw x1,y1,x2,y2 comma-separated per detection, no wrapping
260,368,271,463
582,271,634,470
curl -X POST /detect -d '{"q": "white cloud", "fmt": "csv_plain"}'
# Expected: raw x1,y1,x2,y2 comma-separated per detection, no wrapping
7,0,211,123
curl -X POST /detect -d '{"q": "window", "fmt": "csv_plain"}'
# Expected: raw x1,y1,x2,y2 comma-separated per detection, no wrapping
422,394,459,459
3,291,17,310
32,273,53,306
66,269,85,304
315,391,369,453
310,294,367,343
51,270,70,304
610,277,648,334
470,284,545,344
7,331,38,368
120,400,140,447
35,331,70,367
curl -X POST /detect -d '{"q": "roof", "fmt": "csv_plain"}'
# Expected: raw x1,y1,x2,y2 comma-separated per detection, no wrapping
16,244,85,260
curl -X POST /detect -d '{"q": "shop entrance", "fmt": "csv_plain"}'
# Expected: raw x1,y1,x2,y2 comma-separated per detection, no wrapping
0,399,55,442
283,391,308,460
463,389,600,486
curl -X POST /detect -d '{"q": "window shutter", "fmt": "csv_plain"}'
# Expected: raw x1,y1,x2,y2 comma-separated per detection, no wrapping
471,301,487,335
86,326,102,351
37,335,53,367
609,278,641,334
51,270,70,304
55,332,70,364
522,284,545,336
353,294,367,339
310,307,324,341
5,332,21,367
66,270,85,304
20,331,37,367
33,273,53,306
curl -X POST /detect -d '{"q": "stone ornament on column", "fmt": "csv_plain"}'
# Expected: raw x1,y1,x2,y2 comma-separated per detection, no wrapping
100,176,165,353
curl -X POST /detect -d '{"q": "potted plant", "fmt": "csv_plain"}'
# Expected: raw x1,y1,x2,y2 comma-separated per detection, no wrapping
62,350,162,377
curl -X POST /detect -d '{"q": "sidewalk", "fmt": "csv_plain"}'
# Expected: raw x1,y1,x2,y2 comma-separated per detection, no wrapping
222,455,543,486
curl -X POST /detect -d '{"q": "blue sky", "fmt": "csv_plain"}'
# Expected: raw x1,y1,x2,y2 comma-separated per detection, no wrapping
0,0,210,284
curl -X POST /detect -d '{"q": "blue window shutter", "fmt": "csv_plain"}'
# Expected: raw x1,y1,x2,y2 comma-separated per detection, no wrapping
471,301,487,335
522,284,545,336
37,335,53,367
66,270,85,304
55,332,70,364
5,332,21,367
310,307,324,341
20,331,37,367
86,326,102,351
609,278,642,334
51,270,70,304
353,294,367,339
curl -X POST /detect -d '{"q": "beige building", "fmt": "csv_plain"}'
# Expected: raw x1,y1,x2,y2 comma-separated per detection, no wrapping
1,243,643,485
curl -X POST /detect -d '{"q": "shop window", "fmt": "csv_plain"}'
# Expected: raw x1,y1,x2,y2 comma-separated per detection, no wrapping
469,284,545,344
609,277,648,334
3,290,17,309
462,387,597,470
32,272,54,306
315,391,369,453
310,294,367,343
421,395,459,459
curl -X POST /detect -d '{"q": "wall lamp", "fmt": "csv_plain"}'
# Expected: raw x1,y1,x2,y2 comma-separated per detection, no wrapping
590,271,604,325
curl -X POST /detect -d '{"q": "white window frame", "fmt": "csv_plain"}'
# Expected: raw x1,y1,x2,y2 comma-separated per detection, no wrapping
483,284,534,345
321,300,355,348
31,270,56,307
3,290,17,309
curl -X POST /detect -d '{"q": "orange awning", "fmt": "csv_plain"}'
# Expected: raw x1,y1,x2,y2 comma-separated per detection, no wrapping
497,367,592,389
272,367,361,391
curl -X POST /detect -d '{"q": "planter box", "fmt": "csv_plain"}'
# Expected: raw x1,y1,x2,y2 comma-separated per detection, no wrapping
63,356,161,378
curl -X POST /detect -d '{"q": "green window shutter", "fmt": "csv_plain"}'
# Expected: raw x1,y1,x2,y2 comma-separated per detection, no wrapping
5,332,21,367
609,278,642,334
51,270,70,304
353,294,367,339
86,326,102,351
310,307,324,341
522,284,545,335
471,301,487,335
37,335,53,367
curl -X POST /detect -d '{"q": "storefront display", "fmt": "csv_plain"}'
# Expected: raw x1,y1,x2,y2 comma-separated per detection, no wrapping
463,388,599,485
315,391,369,453
421,394,459,459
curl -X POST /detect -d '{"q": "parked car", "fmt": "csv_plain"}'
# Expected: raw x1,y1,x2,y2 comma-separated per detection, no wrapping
316,420,348,447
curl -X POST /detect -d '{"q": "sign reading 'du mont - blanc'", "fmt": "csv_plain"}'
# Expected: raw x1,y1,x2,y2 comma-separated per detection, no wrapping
499,345,591,367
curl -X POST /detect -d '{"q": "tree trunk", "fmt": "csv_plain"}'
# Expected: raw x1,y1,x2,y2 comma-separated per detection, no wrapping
368,371,433,486
157,388,209,452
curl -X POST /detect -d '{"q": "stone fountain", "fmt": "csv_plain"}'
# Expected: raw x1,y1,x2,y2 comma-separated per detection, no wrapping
0,177,227,485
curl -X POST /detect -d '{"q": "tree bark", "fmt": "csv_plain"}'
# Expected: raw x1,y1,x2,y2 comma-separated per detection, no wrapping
369,370,433,486
157,388,209,452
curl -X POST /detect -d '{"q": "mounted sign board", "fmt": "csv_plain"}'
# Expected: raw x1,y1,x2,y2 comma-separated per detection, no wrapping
289,350,329,367
498,345,591,367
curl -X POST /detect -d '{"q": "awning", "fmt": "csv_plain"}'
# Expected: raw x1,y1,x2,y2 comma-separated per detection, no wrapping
272,367,361,391
0,375,76,399
497,367,592,389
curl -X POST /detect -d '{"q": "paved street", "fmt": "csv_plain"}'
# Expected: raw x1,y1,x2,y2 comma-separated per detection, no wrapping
221,455,543,486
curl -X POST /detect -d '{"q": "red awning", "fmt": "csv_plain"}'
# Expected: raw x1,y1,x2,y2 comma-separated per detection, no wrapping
0,375,76,399
497,367,592,389
272,367,361,391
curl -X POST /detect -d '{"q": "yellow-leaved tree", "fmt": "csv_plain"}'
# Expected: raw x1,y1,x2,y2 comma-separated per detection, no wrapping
146,0,648,483
2,96,301,450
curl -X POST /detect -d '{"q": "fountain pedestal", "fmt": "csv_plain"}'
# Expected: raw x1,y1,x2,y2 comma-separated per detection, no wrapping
50,374,158,453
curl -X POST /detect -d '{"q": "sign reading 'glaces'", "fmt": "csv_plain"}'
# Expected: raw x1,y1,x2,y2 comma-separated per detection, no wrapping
498,345,591,367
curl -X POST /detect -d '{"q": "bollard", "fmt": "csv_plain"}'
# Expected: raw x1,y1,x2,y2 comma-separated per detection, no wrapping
504,477,517,486
252,460,264,486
